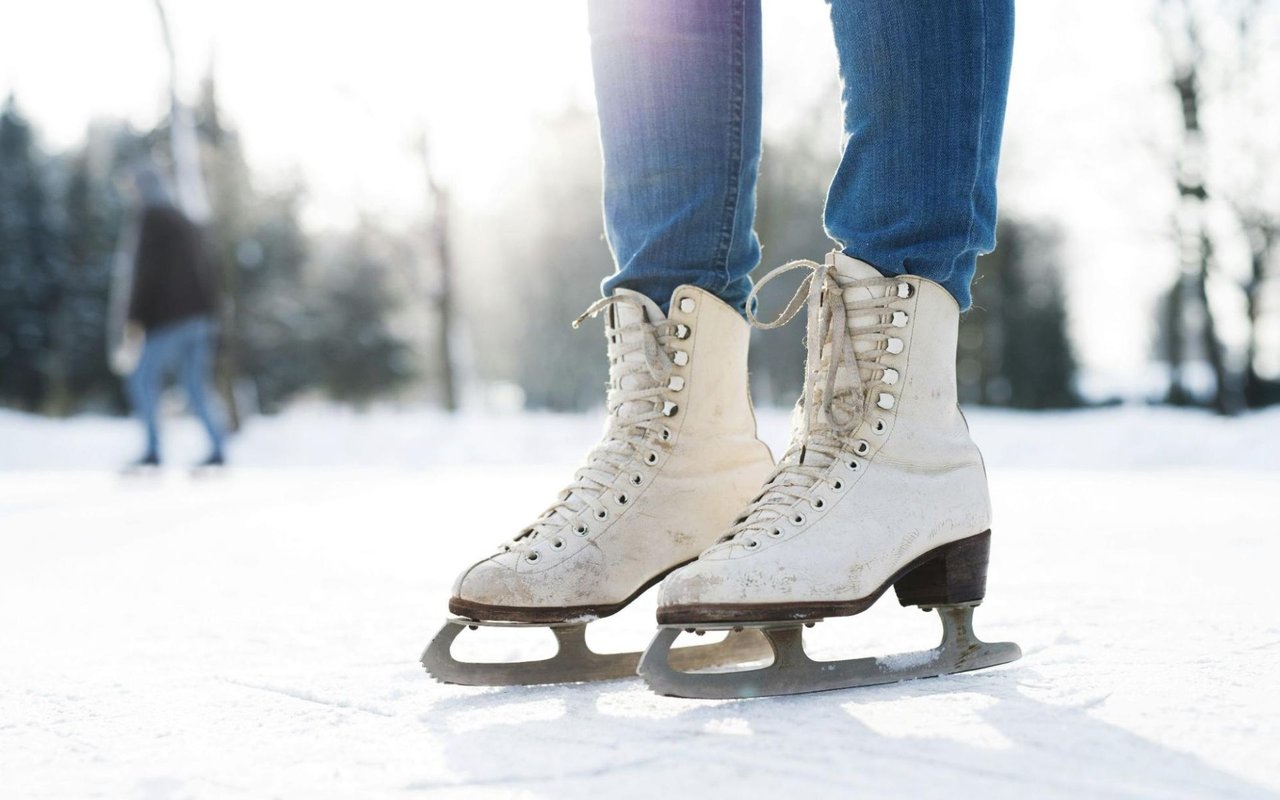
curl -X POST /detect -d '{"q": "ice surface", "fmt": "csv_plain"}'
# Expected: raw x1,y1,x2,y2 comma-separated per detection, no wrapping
1,406,1279,798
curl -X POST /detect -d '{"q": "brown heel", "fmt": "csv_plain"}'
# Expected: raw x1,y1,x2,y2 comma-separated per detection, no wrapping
893,530,991,608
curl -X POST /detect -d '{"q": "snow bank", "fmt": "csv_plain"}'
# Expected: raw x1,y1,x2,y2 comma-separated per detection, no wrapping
2,404,1278,471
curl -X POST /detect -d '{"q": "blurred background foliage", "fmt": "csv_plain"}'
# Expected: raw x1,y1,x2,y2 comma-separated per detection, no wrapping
1,0,1277,422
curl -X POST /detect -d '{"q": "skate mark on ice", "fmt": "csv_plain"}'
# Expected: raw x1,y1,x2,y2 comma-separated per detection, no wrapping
220,678,393,717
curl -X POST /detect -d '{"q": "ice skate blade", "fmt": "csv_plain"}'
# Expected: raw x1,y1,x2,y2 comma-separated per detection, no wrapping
638,604,1021,699
421,617,772,687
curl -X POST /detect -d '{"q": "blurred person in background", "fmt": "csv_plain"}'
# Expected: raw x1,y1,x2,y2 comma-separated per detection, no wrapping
117,163,226,471
428,0,1020,694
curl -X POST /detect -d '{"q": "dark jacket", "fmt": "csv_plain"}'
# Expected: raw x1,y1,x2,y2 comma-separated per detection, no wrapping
127,205,217,331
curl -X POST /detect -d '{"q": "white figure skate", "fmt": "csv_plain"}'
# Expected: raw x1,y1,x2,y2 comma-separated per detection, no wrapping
423,286,776,685
639,253,1021,698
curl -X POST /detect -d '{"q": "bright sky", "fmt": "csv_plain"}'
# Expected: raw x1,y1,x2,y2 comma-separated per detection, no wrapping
4,0,1266,381
1,1,601,223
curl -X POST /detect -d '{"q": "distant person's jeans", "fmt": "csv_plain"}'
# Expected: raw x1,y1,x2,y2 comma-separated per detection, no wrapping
126,315,226,460
589,0,1014,313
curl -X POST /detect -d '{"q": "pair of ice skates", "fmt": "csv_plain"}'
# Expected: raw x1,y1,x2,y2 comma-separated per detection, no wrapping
422,252,1020,698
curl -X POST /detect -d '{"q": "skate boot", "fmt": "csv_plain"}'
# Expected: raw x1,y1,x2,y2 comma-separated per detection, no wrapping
121,452,161,476
191,451,226,478
639,252,1021,698
422,285,776,685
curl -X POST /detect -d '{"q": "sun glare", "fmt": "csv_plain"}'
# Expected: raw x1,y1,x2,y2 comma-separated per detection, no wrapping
1,1,598,226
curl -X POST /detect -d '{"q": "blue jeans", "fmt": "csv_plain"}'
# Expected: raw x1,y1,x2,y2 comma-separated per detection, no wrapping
126,315,226,460
589,0,1014,312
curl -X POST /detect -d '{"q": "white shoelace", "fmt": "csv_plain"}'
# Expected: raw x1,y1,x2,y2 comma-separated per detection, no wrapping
503,293,682,556
715,259,904,548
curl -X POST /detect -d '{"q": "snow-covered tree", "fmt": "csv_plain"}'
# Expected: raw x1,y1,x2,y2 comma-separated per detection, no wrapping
0,95,59,411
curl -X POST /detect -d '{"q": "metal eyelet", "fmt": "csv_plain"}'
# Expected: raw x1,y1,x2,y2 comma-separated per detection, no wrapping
855,440,870,456
631,474,643,485
596,509,608,520
890,311,909,327
525,552,540,563
668,375,685,391
813,498,825,510
661,428,672,441
674,324,691,339
646,452,658,464
886,338,904,355
679,297,696,313
897,282,913,299
551,539,565,550
873,419,887,434
616,493,628,505
792,512,806,525
574,523,589,536
662,401,679,417
672,351,689,366
881,368,899,386
877,393,896,410
745,539,760,549
769,528,782,538
848,460,860,471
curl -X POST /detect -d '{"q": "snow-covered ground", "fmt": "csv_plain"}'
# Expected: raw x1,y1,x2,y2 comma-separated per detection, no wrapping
2,405,1278,799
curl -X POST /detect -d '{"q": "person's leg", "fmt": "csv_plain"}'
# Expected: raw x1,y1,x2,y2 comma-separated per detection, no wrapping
588,0,763,314
178,316,226,461
645,2,1021,696
126,334,166,462
427,0,778,687
823,0,1014,310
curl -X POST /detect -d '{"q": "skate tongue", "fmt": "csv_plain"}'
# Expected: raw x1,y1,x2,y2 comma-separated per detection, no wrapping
829,251,885,287
608,289,669,421
823,251,898,409
830,252,891,353
611,289,666,333
781,253,897,450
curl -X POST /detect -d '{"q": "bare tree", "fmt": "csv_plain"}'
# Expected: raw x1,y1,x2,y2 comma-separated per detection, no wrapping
1155,0,1280,413
152,0,210,224
1236,206,1279,406
1221,1,1280,408
151,0,247,428
417,133,458,412
1156,0,1239,413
